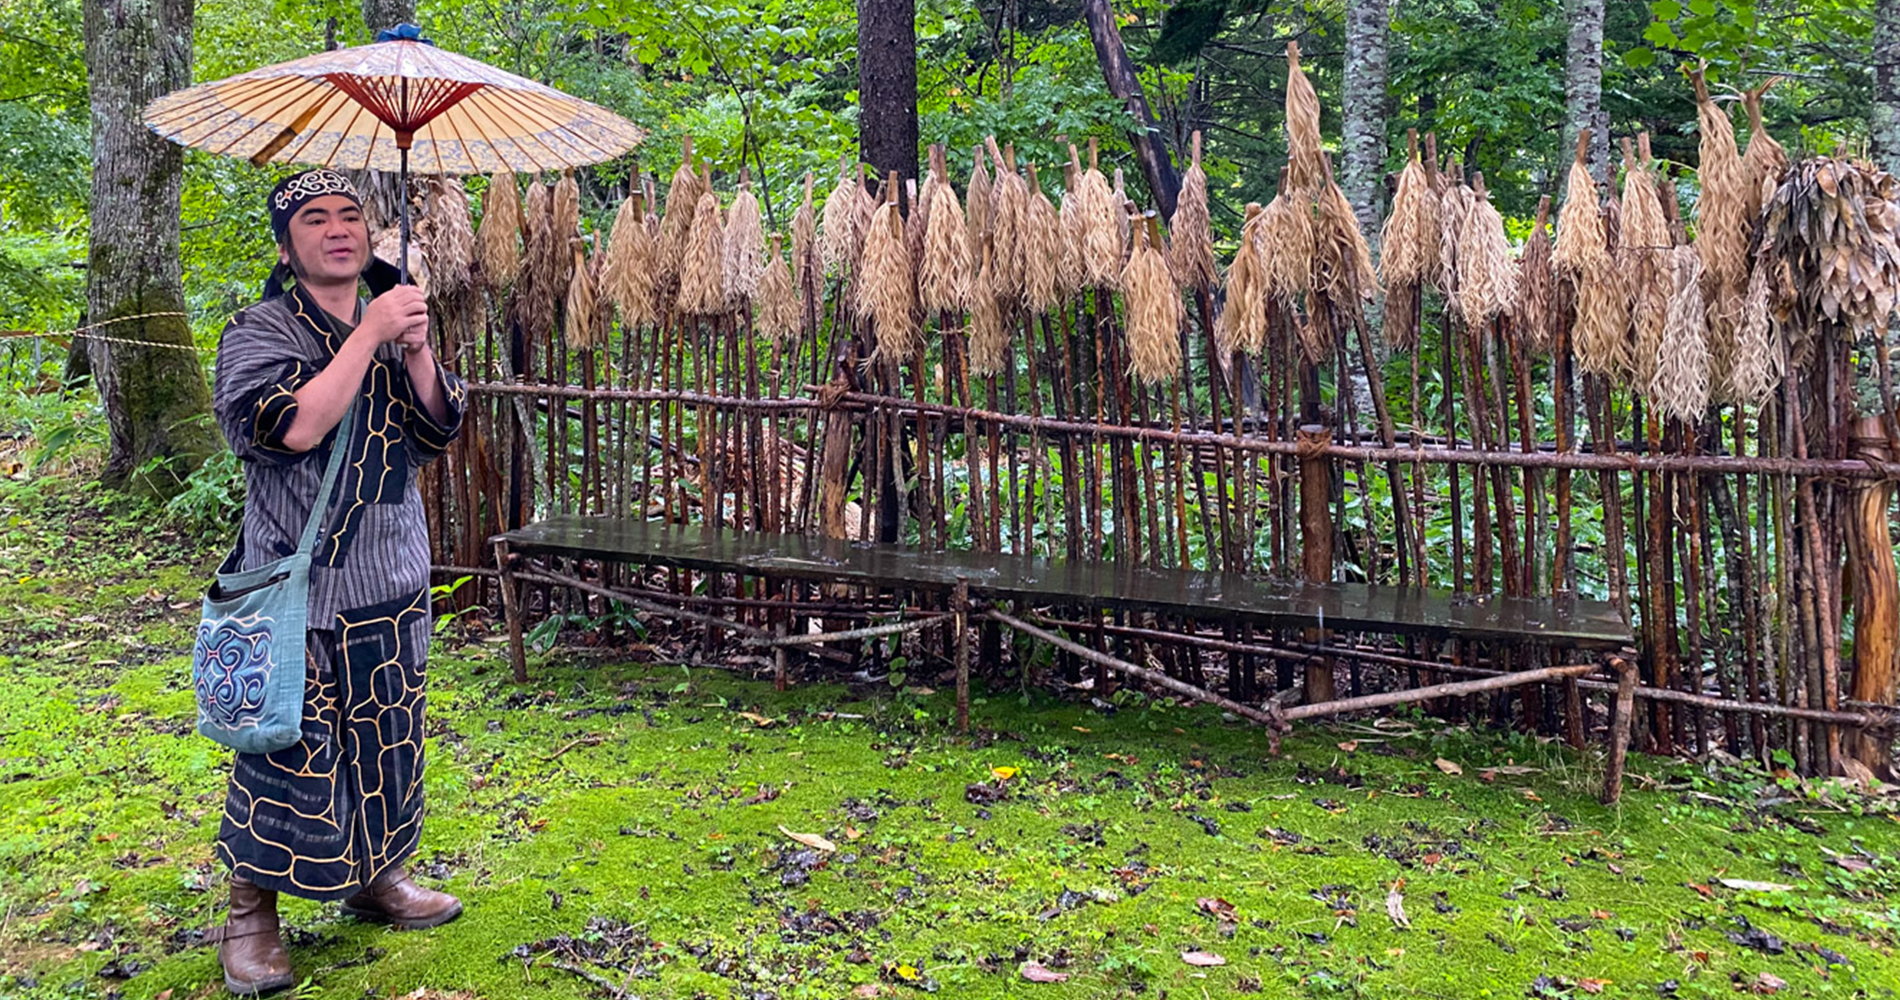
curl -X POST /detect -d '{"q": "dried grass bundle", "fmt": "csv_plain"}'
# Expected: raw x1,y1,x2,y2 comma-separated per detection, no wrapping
1124,219,1185,384
755,234,800,343
1515,196,1554,353
1216,202,1270,358
657,142,706,291
676,189,727,316
1056,168,1084,300
1692,68,1749,296
1379,135,1433,290
1074,141,1122,289
1435,172,1473,300
1457,175,1517,326
1741,79,1789,222
371,225,430,296
477,171,522,292
1573,258,1632,376
1553,131,1609,282
1258,186,1314,302
520,179,557,334
857,201,921,361
850,166,879,268
1650,244,1711,421
1618,137,1673,382
1284,41,1325,192
1316,168,1377,305
967,247,1008,377
553,170,581,289
723,182,766,306
908,166,940,272
987,138,1030,306
819,156,860,276
1171,131,1217,291
421,177,475,300
1727,257,1784,405
564,240,599,349
792,172,818,297
604,193,659,331
1023,163,1062,316
919,168,972,314
966,145,994,258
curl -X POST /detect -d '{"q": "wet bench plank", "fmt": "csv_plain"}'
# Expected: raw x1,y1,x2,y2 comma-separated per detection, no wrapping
497,515,1631,649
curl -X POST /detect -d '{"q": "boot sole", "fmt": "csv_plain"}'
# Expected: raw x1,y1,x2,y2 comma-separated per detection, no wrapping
339,899,464,930
224,970,295,996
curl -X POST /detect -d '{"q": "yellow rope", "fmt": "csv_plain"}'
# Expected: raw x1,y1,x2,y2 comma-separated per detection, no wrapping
0,312,205,354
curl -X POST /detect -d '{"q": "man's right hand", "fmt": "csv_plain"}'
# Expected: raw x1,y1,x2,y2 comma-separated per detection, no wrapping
357,286,429,346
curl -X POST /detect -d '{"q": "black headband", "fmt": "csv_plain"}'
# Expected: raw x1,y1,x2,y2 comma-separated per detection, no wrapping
269,169,363,244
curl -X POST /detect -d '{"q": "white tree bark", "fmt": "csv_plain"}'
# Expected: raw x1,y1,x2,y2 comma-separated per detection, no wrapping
1563,0,1610,184
1874,0,1900,174
1342,0,1390,251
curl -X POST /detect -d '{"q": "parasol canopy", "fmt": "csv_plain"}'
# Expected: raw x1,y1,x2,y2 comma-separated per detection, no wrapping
142,25,645,175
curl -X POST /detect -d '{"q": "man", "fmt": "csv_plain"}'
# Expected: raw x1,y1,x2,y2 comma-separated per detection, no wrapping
206,168,468,995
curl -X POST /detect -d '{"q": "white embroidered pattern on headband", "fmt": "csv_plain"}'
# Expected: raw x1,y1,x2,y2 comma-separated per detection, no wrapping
274,170,360,211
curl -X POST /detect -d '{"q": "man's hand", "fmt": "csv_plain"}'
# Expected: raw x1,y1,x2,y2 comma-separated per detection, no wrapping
357,285,429,347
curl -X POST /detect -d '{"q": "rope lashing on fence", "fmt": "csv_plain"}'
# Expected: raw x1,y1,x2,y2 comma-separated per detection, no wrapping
0,312,200,353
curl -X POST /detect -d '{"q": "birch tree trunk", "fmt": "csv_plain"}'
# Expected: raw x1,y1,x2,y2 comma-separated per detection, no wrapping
1563,0,1610,183
857,0,920,188
1341,0,1389,249
83,0,217,498
1875,0,1900,174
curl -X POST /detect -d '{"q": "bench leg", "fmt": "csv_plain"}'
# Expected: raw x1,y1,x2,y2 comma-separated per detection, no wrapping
1602,656,1638,804
494,540,528,684
955,579,971,733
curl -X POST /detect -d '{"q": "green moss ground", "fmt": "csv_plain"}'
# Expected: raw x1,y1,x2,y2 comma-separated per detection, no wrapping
3,474,1897,999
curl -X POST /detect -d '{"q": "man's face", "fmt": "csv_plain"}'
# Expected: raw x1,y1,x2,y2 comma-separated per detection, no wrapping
281,194,367,285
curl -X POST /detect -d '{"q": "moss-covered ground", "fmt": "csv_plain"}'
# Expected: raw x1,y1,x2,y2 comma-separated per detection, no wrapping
3,474,1898,1000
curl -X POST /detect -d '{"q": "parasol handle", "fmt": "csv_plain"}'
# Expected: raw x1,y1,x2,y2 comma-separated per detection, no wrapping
398,145,411,286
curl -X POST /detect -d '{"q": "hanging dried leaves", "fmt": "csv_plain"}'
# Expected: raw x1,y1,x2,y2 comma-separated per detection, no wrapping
477,171,522,293
1457,174,1517,327
553,170,581,289
966,144,994,260
792,171,818,299
1258,186,1313,303
1727,256,1785,406
819,156,861,277
1216,202,1270,360
858,201,921,362
1435,171,1472,300
968,247,1008,377
1056,168,1084,301
1757,156,1900,367
563,240,599,349
1023,163,1062,317
1124,218,1185,384
920,169,973,314
519,179,557,336
1380,133,1435,351
1171,131,1218,291
1741,79,1789,223
658,142,706,295
676,189,727,317
1075,141,1122,290
1553,131,1609,282
986,138,1029,308
1515,196,1554,354
604,193,658,331
755,233,800,344
422,177,474,301
1651,244,1712,422
1284,41,1325,193
723,183,766,306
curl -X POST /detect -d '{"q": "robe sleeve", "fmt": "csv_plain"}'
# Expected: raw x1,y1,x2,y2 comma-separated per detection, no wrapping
212,309,323,465
398,355,467,465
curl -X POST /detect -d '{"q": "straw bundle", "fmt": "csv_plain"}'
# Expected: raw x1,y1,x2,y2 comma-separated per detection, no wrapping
477,172,523,292
657,143,706,292
1727,256,1784,405
967,145,994,259
1692,68,1749,295
850,166,880,267
1258,187,1314,302
968,247,1008,377
1514,197,1554,353
858,201,921,361
819,156,860,276
1573,258,1632,376
1435,172,1472,300
1379,134,1434,350
564,240,599,349
1171,131,1218,291
419,177,475,301
755,234,800,344
604,193,659,331
1056,168,1084,300
1074,142,1122,289
1650,244,1711,421
1741,80,1788,222
1553,133,1608,280
1620,137,1673,383
792,172,818,297
987,138,1030,306
1124,218,1185,384
1456,175,1517,327
908,165,940,272
520,180,557,334
919,170,972,314
723,182,766,306
553,170,581,289
1284,41,1325,192
371,225,430,296
1023,163,1062,316
1216,202,1270,359
676,189,727,316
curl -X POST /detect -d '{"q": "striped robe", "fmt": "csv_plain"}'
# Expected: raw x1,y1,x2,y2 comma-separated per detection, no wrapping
208,282,466,900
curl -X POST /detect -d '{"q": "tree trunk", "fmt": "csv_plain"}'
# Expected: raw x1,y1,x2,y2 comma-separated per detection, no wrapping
857,0,919,189
1563,0,1610,182
1876,0,1900,174
1341,0,1389,249
1847,416,1898,775
361,0,415,34
355,0,418,230
83,0,217,498
1080,0,1181,219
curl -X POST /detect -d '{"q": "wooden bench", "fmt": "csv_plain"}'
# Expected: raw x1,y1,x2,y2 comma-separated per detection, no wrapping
491,515,1630,727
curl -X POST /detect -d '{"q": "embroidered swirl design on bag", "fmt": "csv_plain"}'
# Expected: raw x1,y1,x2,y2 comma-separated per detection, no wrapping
192,615,277,730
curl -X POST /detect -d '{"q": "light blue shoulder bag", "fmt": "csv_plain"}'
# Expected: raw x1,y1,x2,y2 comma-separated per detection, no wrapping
190,400,356,754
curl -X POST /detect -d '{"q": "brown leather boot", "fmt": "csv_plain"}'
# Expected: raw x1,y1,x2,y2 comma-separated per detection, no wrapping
212,877,293,996
340,865,462,930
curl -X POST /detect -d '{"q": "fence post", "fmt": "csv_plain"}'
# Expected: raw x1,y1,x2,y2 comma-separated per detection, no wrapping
1602,656,1638,804
493,539,528,683
1299,423,1336,704
955,577,971,733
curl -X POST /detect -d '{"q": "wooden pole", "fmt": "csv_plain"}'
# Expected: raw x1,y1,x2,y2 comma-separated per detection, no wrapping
1602,656,1639,804
1847,415,1898,774
1299,423,1338,703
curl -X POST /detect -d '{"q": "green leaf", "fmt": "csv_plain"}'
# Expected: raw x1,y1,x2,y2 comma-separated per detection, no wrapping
1688,0,1717,15
1650,0,1682,19
1643,21,1681,47
1623,46,1658,68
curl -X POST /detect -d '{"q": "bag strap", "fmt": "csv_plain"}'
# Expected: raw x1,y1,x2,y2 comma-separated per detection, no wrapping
295,397,359,557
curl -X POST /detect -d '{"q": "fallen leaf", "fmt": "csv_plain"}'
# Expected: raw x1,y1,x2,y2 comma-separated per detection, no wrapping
991,766,1020,781
1196,897,1238,920
853,985,881,998
736,711,776,727
845,826,864,840
1337,740,1359,753
1434,758,1463,776
1421,852,1444,866
1072,726,1091,733
1019,961,1069,983
1719,878,1796,892
893,963,920,981
778,824,836,853
1833,855,1874,873
1385,887,1411,930
1579,978,1611,994
1755,971,1787,994
1181,951,1226,967
1590,909,1614,920
1686,882,1714,898
155,993,173,1000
